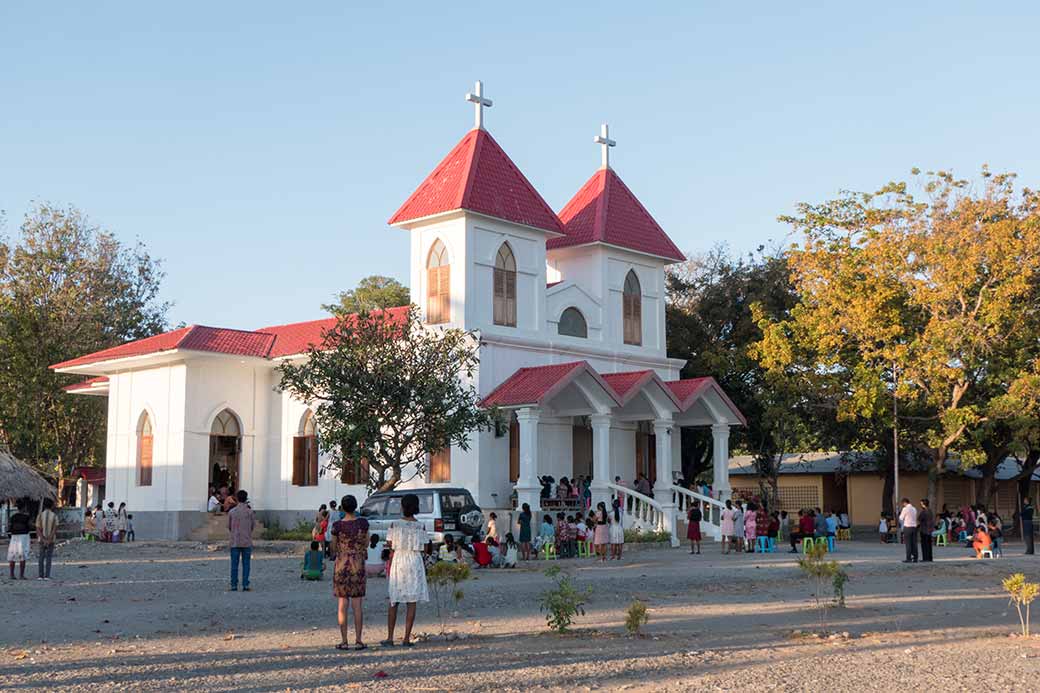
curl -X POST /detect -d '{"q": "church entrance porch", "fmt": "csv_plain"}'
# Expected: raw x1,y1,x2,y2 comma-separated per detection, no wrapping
209,409,241,493
481,361,747,546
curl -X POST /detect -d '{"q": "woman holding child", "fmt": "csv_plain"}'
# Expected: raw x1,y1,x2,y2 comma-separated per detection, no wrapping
331,494,369,651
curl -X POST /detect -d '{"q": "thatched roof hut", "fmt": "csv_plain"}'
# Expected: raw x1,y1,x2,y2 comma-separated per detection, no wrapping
0,448,57,502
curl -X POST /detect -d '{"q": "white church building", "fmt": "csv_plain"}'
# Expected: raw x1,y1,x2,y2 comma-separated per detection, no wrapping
52,83,744,541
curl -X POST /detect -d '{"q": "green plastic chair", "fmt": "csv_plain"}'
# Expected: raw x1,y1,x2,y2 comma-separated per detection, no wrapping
935,533,947,547
542,541,557,560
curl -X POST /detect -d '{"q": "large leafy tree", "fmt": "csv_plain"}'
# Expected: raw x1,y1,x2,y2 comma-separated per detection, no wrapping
322,275,409,315
760,169,1040,503
666,246,817,505
0,203,169,482
277,305,496,492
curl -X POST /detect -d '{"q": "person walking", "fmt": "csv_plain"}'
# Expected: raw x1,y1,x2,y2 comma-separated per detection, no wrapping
36,498,59,580
899,497,918,563
382,493,429,647
1022,496,1035,555
331,494,369,651
115,502,128,543
918,498,934,562
227,490,255,591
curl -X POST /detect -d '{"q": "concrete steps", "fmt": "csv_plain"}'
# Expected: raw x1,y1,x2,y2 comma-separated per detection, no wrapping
188,512,266,542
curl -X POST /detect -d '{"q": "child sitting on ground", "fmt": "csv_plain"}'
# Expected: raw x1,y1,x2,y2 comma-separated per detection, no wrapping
301,540,325,580
502,533,519,568
365,533,385,577
438,534,461,563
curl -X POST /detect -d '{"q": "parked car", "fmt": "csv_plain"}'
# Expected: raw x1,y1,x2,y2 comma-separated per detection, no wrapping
359,487,484,546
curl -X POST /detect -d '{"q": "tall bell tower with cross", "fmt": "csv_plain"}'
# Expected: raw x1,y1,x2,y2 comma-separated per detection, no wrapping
465,80,493,130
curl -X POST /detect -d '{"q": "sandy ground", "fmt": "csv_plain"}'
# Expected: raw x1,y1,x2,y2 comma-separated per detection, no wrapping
2,537,1040,691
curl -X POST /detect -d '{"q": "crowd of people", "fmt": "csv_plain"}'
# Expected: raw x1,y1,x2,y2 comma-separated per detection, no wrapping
82,500,133,543
883,497,1036,562
715,499,846,555
207,486,244,514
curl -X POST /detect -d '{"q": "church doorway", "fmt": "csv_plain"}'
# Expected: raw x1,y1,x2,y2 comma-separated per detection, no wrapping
571,422,592,480
209,409,241,493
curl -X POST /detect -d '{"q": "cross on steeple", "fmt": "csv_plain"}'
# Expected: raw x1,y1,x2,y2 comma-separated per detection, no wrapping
594,123,616,170
465,80,493,130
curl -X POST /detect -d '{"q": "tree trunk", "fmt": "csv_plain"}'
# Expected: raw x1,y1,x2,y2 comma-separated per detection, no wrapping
1015,450,1040,501
881,461,894,518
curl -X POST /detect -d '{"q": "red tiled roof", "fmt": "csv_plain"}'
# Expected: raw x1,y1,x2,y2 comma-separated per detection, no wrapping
601,370,654,400
481,361,591,408
389,129,563,234
548,168,685,262
70,466,106,483
666,377,747,425
51,326,195,369
62,376,109,392
52,306,413,371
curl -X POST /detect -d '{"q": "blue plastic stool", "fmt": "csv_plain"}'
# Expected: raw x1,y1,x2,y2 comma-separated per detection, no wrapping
756,536,770,553
826,535,836,552
768,537,776,552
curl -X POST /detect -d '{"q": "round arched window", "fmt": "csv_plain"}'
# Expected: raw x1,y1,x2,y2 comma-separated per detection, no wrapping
558,307,587,338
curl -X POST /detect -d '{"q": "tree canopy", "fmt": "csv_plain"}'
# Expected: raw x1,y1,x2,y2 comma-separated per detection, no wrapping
277,305,496,491
755,169,1040,502
0,203,169,476
323,275,409,315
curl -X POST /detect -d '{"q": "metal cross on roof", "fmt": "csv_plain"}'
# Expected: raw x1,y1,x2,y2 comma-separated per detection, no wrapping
594,123,616,170
465,80,493,130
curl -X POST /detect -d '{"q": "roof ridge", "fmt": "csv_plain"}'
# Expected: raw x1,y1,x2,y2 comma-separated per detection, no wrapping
477,131,562,230
458,129,481,209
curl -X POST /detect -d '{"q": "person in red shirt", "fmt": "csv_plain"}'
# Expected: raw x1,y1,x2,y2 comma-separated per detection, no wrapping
471,537,492,568
789,509,815,553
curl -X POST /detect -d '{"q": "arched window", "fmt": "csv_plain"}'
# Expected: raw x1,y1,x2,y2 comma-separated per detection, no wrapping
493,242,517,327
426,239,450,324
293,410,319,487
622,270,642,345
209,409,241,492
136,412,153,487
558,307,588,338
211,409,241,437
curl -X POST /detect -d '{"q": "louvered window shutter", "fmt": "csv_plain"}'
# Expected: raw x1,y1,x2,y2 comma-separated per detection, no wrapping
292,437,305,486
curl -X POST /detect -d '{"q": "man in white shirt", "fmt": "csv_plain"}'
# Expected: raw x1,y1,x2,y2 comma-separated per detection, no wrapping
207,493,221,513
898,497,919,563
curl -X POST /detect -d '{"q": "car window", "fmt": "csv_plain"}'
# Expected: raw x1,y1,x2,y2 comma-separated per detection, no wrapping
384,496,402,517
439,492,473,511
359,498,384,517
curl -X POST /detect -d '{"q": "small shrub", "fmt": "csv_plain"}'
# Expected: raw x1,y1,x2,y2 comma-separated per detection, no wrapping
797,543,849,631
623,529,671,543
1003,572,1039,637
539,565,591,633
625,600,649,636
261,520,312,541
427,561,471,634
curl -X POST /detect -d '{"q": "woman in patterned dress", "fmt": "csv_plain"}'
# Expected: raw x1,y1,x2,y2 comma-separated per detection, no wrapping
382,493,430,648
331,494,369,650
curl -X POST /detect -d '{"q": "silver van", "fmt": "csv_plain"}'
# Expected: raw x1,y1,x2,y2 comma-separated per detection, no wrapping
359,487,484,546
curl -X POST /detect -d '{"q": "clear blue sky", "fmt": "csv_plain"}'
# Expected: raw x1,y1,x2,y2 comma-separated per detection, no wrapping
3,2,1038,329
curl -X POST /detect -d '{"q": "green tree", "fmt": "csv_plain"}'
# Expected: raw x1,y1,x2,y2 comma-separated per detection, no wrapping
761,169,1040,503
277,306,496,491
322,275,409,315
666,245,816,504
0,203,168,482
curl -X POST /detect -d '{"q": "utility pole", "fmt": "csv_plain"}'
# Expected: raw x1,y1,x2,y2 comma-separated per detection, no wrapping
893,362,900,515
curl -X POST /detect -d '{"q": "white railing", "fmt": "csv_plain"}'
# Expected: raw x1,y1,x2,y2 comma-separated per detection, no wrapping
607,482,679,547
671,485,725,542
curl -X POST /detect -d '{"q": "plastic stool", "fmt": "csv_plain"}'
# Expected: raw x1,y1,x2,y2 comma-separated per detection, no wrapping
577,541,590,558
958,530,968,542
768,537,776,552
837,528,851,540
827,535,836,552
756,536,770,553
542,542,557,560
935,533,947,547
980,548,994,559
802,537,814,553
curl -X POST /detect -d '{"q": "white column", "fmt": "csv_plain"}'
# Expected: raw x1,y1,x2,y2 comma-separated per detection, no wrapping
515,407,541,511
590,414,612,509
712,423,731,500
654,419,679,546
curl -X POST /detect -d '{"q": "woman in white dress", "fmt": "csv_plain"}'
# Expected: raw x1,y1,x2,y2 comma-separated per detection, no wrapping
608,500,625,560
382,494,429,648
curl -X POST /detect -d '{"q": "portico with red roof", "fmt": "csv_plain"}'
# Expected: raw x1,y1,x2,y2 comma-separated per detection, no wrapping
53,82,744,543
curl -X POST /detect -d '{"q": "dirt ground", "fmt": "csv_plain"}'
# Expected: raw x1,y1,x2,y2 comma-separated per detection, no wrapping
2,537,1039,691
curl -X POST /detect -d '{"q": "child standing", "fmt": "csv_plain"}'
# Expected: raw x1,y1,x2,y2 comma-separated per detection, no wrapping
301,540,325,580
126,514,135,542
609,501,625,560
878,515,888,543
